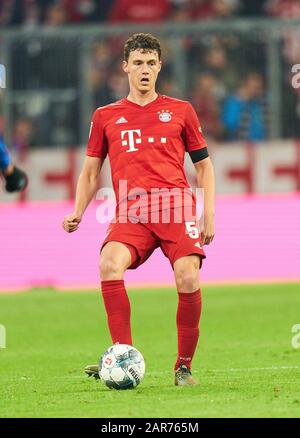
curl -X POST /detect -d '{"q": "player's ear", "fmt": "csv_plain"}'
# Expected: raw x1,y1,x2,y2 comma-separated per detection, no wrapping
122,60,129,74
158,61,162,72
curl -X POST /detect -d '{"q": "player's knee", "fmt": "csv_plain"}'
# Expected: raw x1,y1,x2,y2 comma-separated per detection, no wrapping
99,256,126,280
175,268,199,292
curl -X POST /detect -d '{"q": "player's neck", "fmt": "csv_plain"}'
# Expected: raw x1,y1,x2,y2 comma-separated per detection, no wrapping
126,89,158,107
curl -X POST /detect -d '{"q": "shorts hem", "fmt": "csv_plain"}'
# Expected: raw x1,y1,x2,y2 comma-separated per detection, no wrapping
100,240,140,270
171,252,206,270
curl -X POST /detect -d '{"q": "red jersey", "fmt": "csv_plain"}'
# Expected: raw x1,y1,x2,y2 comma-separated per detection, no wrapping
86,94,207,217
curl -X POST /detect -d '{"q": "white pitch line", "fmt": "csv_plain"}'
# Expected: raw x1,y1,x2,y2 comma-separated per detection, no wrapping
50,366,300,379
209,366,300,372
3,366,299,382
144,366,300,375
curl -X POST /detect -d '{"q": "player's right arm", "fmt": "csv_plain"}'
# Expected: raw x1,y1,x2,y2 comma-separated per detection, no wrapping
63,109,107,233
62,156,104,233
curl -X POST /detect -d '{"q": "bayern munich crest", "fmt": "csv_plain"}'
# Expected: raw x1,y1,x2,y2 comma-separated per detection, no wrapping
158,110,172,122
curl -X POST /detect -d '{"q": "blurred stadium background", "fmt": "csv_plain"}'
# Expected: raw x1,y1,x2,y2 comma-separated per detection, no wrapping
0,0,300,289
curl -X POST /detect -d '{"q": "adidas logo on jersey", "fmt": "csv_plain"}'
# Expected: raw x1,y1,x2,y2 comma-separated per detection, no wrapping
194,242,202,249
116,117,128,124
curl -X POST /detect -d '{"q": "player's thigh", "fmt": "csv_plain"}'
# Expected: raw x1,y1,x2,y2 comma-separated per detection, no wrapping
173,255,201,292
100,241,133,277
156,219,205,271
102,220,159,270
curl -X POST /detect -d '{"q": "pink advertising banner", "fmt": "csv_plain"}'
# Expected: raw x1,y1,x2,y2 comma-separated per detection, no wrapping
0,195,299,291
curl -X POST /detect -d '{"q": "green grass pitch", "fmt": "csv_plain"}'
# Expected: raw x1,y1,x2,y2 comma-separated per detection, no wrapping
0,283,300,418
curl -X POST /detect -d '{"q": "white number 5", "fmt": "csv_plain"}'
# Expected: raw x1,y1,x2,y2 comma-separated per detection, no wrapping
185,221,199,239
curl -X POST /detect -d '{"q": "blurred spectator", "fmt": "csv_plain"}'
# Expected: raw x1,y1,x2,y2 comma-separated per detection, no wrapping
170,0,192,21
191,72,223,140
222,72,268,141
1,0,269,26
240,0,267,16
281,76,300,138
265,0,300,63
189,0,214,18
44,2,67,26
13,118,34,152
90,40,112,74
158,76,182,98
16,0,41,27
0,0,16,25
0,114,4,136
188,41,241,102
212,0,240,17
108,0,171,23
88,41,114,107
107,71,129,101
63,0,112,22
0,0,40,26
191,0,240,19
204,45,239,96
0,114,31,153
265,0,300,17
265,0,300,139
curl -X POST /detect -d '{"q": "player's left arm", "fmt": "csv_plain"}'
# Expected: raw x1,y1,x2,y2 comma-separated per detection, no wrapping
194,156,215,245
183,102,215,245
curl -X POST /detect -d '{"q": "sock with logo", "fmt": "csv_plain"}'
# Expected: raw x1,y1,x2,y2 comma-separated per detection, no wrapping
175,289,202,370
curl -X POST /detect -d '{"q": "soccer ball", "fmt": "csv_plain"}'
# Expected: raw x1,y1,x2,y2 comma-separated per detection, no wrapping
99,344,145,390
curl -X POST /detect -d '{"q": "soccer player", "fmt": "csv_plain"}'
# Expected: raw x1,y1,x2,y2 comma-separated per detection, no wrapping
63,33,215,386
0,135,28,192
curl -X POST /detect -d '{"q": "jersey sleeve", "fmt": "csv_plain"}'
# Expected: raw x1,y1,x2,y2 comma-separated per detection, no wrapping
0,136,12,171
182,102,207,152
86,109,108,159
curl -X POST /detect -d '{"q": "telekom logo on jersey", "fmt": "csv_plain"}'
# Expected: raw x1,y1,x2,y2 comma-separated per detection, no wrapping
121,129,167,152
121,129,141,152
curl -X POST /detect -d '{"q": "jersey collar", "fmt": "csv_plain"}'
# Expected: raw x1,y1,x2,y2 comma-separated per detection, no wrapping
124,93,162,109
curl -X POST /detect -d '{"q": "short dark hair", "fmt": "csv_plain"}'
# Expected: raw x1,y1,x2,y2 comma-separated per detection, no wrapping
124,33,161,62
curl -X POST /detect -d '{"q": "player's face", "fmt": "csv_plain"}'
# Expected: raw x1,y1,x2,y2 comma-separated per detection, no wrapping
123,49,162,93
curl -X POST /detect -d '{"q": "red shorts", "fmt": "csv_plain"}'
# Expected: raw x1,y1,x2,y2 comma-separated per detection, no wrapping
101,212,206,270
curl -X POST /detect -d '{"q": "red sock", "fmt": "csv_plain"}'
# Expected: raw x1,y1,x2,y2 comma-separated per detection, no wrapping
101,280,132,345
175,289,202,370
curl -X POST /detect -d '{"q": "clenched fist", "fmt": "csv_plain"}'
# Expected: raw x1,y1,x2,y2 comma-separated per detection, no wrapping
62,212,82,233
201,214,215,245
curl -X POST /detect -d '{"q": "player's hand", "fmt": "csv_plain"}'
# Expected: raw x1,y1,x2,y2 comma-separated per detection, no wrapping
62,212,82,233
201,214,215,245
4,165,28,193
